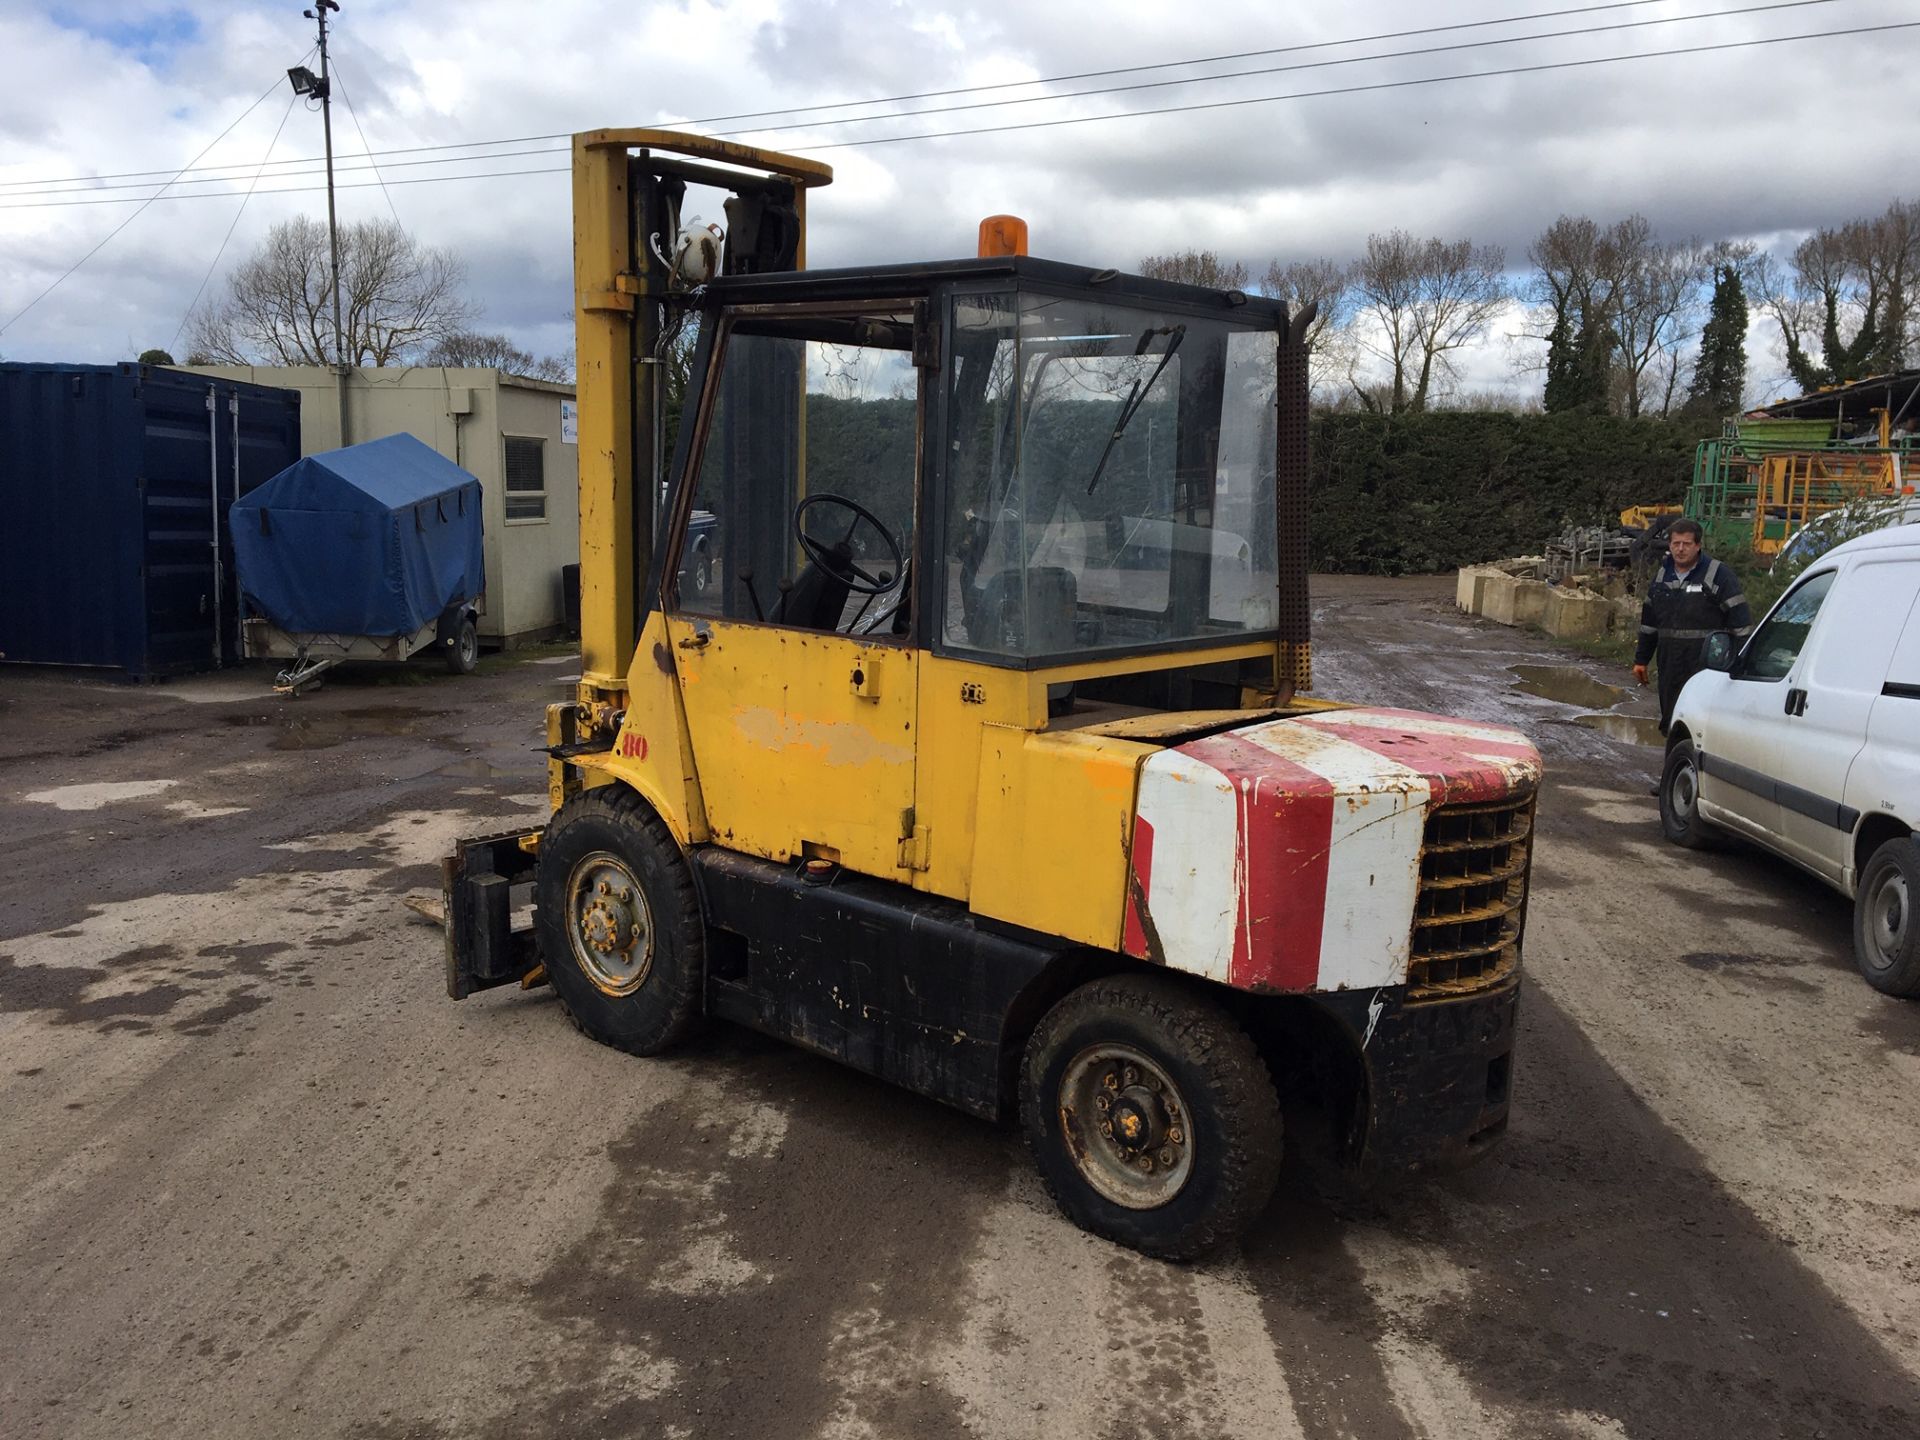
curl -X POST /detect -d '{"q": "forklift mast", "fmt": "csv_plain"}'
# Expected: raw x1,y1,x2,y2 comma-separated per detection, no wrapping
570,131,833,712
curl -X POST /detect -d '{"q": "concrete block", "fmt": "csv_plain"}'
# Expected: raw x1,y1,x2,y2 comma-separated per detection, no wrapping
1483,575,1550,627
1543,587,1613,642
1609,596,1641,634
1454,566,1501,613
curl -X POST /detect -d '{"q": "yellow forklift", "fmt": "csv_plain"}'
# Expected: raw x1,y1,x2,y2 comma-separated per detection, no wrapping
443,130,1543,1258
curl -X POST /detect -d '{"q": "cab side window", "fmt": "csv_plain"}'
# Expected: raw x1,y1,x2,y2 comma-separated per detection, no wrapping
1741,570,1835,680
675,313,918,637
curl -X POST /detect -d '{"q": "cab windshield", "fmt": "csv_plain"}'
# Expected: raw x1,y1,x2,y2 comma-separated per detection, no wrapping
942,290,1279,663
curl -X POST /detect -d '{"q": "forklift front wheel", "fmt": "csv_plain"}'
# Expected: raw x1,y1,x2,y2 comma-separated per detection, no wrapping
1020,974,1282,1261
534,787,704,1056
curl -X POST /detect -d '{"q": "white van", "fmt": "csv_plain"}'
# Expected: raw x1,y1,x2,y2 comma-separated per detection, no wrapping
1659,524,1920,997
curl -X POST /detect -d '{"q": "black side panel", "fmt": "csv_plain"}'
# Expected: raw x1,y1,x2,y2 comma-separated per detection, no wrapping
691,851,1069,1119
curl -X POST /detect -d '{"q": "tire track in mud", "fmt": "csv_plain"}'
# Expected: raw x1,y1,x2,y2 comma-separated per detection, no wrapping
1315,990,1920,1439
353,1033,1005,1439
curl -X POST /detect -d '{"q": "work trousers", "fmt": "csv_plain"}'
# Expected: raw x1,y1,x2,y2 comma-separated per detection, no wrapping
1655,635,1706,734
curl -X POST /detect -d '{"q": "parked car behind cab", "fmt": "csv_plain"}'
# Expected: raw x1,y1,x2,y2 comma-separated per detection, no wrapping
1659,524,1920,997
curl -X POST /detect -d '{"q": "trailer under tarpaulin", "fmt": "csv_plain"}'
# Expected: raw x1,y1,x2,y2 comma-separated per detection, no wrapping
231,432,485,636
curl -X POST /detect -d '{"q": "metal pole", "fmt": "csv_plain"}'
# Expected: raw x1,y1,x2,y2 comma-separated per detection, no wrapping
207,386,223,665
231,393,242,663
315,1,349,442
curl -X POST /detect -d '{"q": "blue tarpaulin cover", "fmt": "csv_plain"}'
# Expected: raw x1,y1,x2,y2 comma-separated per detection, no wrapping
231,433,484,636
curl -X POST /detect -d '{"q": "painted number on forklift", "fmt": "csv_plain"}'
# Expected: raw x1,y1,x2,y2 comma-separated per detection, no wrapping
617,734,649,760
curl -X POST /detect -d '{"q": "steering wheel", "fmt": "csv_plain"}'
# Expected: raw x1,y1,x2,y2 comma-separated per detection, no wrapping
793,492,904,597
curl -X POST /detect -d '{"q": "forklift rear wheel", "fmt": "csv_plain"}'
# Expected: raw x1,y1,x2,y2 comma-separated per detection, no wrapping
447,615,479,675
535,787,704,1055
1020,974,1282,1261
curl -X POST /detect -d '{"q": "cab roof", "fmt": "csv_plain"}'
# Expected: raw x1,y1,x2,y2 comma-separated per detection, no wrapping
703,255,1291,327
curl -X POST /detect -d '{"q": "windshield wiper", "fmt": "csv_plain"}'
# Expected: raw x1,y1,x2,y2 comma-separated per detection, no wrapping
1087,324,1185,495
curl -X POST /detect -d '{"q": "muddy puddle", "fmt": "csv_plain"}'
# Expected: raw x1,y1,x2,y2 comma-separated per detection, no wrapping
1509,664,1629,710
1574,712,1663,747
1509,665,1662,747
223,708,451,752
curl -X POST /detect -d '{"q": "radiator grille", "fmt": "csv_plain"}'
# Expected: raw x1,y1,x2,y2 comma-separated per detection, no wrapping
1409,790,1535,999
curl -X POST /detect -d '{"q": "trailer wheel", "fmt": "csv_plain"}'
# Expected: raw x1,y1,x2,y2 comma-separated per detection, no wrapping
445,614,479,675
534,787,703,1055
1020,974,1281,1260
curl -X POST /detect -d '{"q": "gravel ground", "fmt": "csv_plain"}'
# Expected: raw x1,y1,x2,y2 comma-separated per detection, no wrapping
2,574,1915,1440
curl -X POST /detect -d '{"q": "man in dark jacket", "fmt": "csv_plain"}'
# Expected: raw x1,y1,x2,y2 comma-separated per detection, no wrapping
1633,518,1753,733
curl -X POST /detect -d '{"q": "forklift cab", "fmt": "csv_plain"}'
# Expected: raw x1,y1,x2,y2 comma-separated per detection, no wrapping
654,259,1297,886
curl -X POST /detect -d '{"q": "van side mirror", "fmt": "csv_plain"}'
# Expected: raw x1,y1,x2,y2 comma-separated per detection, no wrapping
1701,631,1735,672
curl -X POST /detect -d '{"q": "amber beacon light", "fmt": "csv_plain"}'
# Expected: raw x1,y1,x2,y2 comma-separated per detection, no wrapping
977,214,1029,257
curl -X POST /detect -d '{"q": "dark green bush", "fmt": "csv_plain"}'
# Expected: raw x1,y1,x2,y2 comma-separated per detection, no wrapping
1308,411,1717,574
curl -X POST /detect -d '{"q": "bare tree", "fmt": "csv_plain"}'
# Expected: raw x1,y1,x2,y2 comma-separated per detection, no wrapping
1759,199,1919,389
189,216,475,367
1137,250,1250,290
1260,257,1352,396
425,329,572,383
1349,230,1507,413
1605,217,1709,419
1522,214,1614,412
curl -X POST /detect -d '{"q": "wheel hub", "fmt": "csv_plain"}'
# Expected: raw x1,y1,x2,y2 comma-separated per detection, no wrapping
1062,1045,1193,1209
566,854,654,996
1868,870,1908,966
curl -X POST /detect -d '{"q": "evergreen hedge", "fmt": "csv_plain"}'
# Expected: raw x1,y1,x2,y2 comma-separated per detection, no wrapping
1308,411,1717,574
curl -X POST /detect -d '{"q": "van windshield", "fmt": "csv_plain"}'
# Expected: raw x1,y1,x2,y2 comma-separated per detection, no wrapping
941,290,1279,663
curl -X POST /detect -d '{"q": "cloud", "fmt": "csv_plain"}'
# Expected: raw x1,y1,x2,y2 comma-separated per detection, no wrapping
1,0,1913,411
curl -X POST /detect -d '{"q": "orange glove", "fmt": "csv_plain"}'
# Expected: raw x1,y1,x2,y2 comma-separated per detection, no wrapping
1632,663,1649,686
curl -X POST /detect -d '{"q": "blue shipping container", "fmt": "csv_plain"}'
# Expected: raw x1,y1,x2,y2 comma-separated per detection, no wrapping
0,363,302,678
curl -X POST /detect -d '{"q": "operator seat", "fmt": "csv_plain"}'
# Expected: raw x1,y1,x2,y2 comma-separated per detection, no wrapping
779,545,855,631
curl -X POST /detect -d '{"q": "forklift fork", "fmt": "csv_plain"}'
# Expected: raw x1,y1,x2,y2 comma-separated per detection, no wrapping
442,829,543,999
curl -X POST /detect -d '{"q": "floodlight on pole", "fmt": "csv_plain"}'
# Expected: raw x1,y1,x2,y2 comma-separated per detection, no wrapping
290,0,348,436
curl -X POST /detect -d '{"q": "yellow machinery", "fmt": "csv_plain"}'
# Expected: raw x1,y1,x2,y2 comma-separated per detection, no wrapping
442,131,1542,1258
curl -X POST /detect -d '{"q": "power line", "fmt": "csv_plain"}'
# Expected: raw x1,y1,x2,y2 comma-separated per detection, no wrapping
170,92,301,354
327,57,403,229
0,58,308,339
0,22,1907,222
797,19,1920,152
717,0,1847,139
0,0,1813,196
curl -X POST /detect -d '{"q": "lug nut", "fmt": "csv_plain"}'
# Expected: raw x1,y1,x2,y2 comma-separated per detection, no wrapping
1158,1148,1174,1166
1167,1127,1183,1144
1138,1156,1155,1173
1095,1095,1110,1112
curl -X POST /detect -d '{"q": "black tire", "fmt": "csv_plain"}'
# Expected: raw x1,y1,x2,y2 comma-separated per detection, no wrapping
1854,838,1920,999
534,787,704,1054
1660,739,1719,850
446,615,479,675
1020,974,1282,1261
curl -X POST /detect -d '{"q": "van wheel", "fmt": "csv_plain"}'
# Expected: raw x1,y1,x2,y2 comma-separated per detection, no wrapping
1659,741,1719,850
692,548,712,595
534,787,704,1054
446,615,479,675
1854,838,1920,999
1020,975,1281,1261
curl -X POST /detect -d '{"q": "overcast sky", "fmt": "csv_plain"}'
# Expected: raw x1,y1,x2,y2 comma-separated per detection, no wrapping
2,0,1916,403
